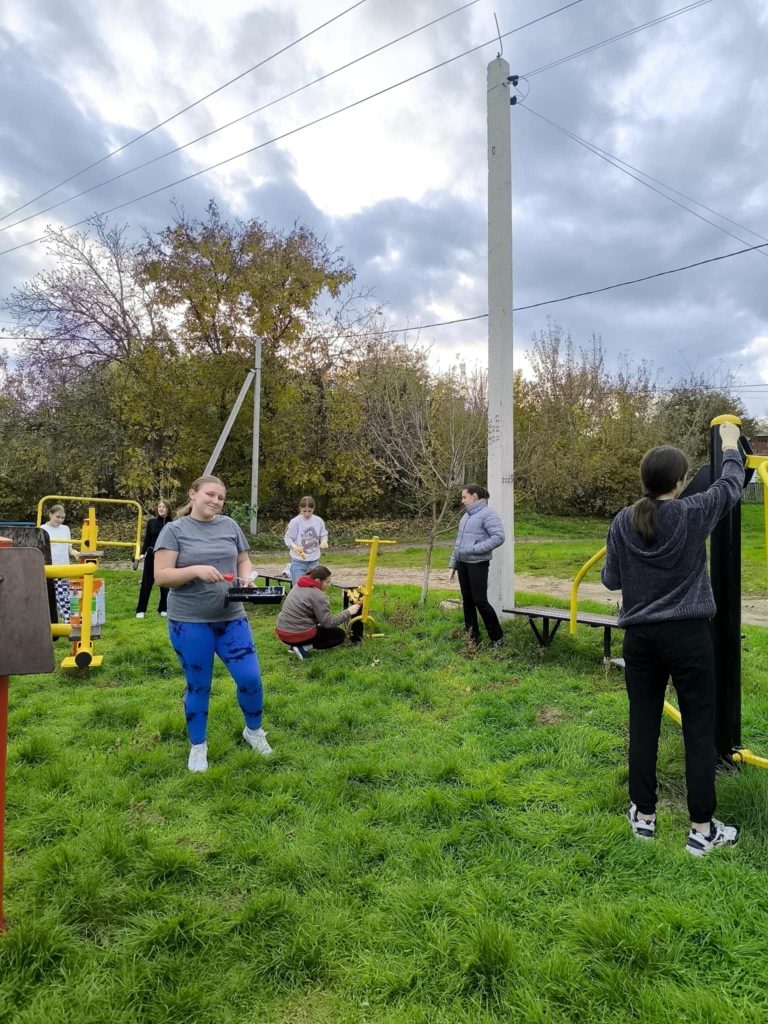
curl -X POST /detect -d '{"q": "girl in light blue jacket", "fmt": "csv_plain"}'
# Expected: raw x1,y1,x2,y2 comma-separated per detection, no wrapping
449,484,505,647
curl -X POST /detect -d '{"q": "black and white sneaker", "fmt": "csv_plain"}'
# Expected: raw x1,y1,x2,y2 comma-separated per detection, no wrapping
685,818,739,857
627,803,656,840
290,645,309,660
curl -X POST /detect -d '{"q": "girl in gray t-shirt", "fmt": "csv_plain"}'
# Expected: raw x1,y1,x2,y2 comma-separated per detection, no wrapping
154,474,273,773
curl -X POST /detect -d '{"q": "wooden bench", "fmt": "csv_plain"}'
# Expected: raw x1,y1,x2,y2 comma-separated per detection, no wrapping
504,605,622,661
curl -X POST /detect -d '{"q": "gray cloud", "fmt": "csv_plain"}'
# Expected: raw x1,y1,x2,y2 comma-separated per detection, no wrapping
1,0,767,411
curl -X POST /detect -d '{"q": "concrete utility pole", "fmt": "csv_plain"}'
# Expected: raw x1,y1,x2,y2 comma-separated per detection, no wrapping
249,335,262,535
486,57,515,613
202,334,263,537
202,368,256,478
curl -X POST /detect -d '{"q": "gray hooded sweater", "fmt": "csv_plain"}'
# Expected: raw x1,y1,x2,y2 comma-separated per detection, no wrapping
601,449,744,627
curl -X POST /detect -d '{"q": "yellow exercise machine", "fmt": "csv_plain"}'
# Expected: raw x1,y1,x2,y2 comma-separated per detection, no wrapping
36,496,143,669
347,536,396,640
36,495,142,565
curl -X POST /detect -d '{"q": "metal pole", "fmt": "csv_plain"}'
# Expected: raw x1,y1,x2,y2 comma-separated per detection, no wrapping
0,674,7,931
202,368,256,478
250,336,262,536
487,57,515,613
709,415,742,763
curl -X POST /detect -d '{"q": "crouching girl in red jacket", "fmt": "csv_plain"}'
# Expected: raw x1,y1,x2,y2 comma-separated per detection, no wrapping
275,565,361,660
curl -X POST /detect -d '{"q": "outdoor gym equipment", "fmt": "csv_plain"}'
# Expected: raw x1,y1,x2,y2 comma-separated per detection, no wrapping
36,495,143,566
0,537,56,931
36,496,143,668
347,536,396,640
563,414,768,770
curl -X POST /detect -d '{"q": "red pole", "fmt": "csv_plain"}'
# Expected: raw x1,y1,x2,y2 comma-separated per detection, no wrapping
0,673,8,931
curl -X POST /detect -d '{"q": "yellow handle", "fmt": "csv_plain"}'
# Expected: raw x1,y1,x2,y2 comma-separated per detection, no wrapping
570,546,607,635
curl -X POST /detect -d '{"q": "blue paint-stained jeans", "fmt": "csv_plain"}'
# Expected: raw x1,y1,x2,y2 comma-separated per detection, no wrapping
168,617,263,745
290,558,319,585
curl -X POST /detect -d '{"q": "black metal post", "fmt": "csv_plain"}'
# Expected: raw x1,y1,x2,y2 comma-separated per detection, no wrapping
709,419,742,763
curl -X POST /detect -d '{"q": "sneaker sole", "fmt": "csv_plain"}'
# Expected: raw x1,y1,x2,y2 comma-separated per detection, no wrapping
685,837,738,856
627,809,655,840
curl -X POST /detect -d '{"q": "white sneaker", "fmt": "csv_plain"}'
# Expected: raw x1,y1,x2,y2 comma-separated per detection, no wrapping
135,612,145,619
160,611,168,617
188,743,208,772
242,726,272,757
627,803,656,840
685,818,739,856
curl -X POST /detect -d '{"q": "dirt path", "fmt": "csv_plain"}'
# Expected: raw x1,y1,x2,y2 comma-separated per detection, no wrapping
248,560,768,628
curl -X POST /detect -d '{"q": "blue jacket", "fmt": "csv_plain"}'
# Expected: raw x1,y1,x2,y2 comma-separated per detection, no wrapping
449,499,505,567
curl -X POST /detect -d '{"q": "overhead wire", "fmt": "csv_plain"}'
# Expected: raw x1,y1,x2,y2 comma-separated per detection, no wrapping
0,0,372,224
521,105,768,256
0,0,480,235
0,0,589,259
9,238,762,341
522,0,714,77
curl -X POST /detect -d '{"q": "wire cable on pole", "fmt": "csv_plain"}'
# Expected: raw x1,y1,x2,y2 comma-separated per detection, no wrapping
0,0,591,259
522,0,714,77
0,0,480,235
0,0,372,224
513,240,768,311
521,105,768,257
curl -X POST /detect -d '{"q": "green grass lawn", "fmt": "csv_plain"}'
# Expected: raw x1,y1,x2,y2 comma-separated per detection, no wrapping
3,571,768,1023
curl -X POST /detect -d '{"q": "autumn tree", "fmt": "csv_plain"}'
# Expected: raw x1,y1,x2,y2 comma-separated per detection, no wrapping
357,339,487,604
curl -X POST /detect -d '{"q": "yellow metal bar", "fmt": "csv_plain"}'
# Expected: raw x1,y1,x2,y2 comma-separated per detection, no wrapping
77,569,94,661
44,563,97,579
733,749,768,770
347,536,396,639
755,461,768,583
663,700,682,725
51,624,71,637
36,495,143,561
569,546,607,635
661,707,768,770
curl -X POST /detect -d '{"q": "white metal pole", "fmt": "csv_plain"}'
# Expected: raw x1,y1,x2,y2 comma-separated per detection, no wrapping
487,57,515,613
202,369,255,478
249,336,262,535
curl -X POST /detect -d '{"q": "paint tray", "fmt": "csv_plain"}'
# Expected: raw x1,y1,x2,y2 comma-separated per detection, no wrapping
227,585,285,605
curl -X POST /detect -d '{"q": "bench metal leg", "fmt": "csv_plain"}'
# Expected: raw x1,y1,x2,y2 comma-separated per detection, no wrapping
527,617,561,648
603,627,612,660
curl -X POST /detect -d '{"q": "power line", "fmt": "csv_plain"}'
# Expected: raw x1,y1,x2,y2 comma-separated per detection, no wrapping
521,105,768,257
513,240,768,311
0,0,480,235
379,315,488,335
0,0,589,260
525,108,768,247
0,0,371,225
4,238,766,342
522,0,714,77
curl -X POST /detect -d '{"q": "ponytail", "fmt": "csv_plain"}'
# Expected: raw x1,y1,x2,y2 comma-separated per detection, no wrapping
631,496,659,543
631,446,688,543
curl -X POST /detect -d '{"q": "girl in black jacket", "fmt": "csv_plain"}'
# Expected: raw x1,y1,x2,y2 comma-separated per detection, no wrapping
135,499,174,617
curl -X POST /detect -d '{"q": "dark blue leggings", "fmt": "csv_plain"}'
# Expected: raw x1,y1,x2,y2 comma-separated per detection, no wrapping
169,617,263,745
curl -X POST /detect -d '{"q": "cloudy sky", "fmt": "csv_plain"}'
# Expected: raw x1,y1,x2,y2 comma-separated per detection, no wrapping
1,0,767,413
